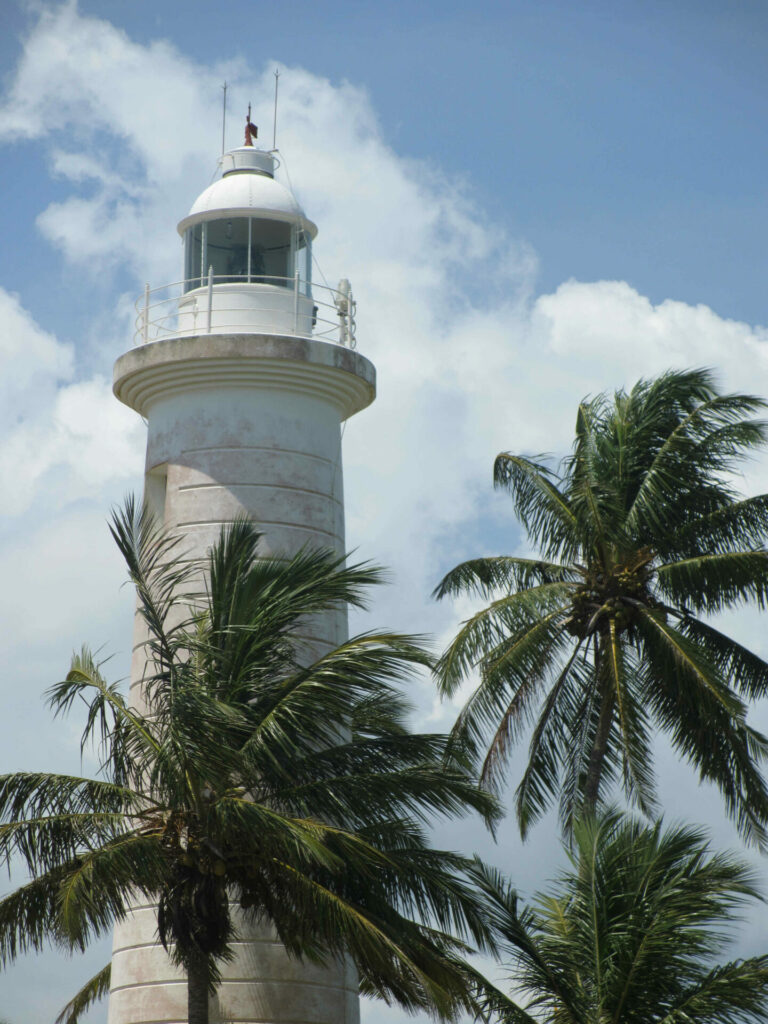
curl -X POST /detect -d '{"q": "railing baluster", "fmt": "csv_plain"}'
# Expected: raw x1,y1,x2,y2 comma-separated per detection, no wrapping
143,283,150,344
293,269,300,335
206,266,213,334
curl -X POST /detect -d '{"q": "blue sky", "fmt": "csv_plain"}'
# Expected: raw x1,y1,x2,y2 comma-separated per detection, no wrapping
2,1,768,1020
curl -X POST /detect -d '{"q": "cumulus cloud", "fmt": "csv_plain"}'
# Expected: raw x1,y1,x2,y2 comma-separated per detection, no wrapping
0,287,143,516
0,286,72,408
3,4,768,1022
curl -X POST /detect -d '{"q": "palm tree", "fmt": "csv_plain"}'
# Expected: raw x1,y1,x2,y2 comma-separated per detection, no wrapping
435,369,768,840
471,811,768,1024
0,499,498,1024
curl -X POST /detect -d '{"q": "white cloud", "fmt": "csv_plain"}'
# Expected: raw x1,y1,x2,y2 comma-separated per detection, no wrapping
0,505,130,660
534,278,768,378
0,287,144,516
2,5,768,1022
0,287,72,412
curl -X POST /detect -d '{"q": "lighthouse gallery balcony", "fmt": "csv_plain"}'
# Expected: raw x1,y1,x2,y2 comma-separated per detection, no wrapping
134,272,357,348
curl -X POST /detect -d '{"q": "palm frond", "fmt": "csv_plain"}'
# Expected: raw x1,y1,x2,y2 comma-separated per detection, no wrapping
434,583,574,698
0,772,141,872
241,631,432,768
0,870,68,963
108,495,201,675
636,610,768,846
666,494,768,559
55,833,166,947
604,620,657,818
462,963,542,1024
445,604,573,775
55,962,111,1024
434,556,577,600
656,550,768,613
47,647,162,782
657,957,768,1024
468,857,583,1019
516,650,598,836
494,454,580,561
264,859,477,1019
675,614,768,699
625,372,767,535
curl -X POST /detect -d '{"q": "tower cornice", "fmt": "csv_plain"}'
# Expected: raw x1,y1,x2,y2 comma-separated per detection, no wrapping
113,335,376,420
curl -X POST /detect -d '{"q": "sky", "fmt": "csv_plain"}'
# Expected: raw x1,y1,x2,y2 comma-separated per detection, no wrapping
2,0,768,1020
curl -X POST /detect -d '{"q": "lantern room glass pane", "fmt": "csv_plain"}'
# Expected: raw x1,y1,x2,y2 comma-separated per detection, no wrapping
295,229,312,297
183,218,307,291
183,225,203,291
249,218,292,285
206,218,250,283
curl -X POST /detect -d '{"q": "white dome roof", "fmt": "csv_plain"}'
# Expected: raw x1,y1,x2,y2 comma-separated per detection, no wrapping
177,148,317,238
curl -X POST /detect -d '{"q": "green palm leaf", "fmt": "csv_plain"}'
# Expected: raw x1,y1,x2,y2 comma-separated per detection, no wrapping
55,963,111,1024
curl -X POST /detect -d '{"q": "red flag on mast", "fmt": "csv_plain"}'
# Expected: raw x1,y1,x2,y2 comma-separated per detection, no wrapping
244,104,258,146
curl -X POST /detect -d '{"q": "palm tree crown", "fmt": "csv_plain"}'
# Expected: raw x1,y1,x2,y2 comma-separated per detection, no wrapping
0,500,498,1023
473,811,768,1024
435,369,768,841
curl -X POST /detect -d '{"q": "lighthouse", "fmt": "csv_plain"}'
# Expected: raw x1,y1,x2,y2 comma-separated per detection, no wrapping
107,127,375,1024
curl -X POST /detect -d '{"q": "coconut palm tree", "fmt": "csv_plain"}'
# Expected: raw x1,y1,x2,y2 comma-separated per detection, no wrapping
471,811,768,1024
0,499,498,1024
435,369,768,840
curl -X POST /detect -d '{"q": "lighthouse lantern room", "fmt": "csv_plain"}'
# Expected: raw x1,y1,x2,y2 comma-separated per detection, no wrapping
139,139,355,345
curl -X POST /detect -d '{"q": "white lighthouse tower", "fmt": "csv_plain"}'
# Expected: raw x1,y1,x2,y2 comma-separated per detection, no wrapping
107,125,375,1024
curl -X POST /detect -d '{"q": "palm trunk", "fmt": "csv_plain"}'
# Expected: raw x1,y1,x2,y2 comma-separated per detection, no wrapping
583,673,614,815
187,946,211,1024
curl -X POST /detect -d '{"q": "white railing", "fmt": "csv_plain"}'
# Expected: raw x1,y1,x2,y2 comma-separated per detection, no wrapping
134,270,357,348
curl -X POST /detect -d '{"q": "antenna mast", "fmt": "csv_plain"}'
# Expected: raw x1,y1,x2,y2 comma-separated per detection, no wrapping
272,68,280,150
221,81,228,155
